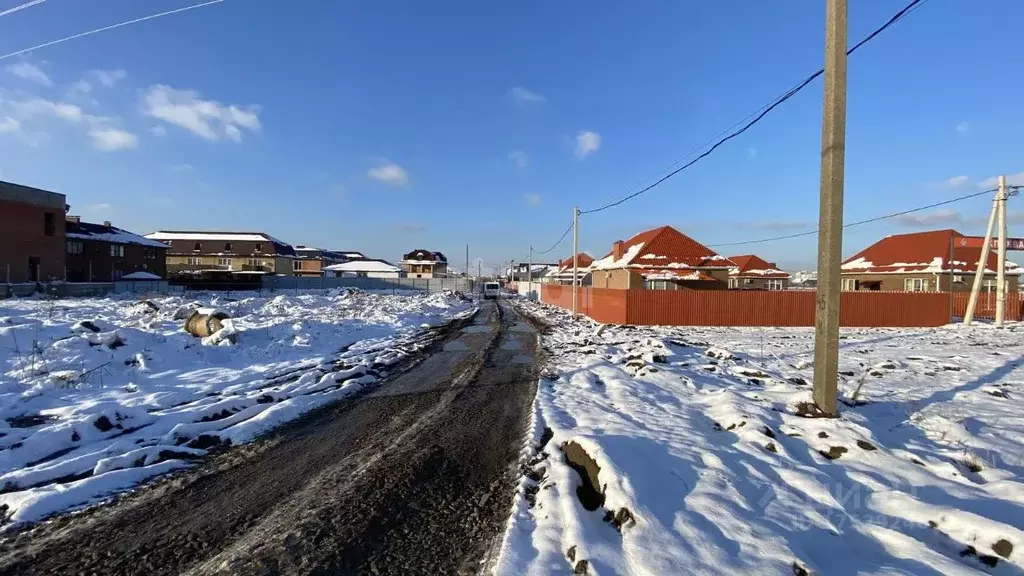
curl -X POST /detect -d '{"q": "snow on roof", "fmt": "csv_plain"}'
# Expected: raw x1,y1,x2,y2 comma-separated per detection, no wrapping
145,231,287,244
67,221,168,248
641,269,717,281
727,255,788,278
120,271,162,280
842,229,1022,275
324,259,401,273
592,226,730,272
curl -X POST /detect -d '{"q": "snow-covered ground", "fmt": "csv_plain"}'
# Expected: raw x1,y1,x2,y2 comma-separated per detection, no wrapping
498,301,1024,575
0,290,474,530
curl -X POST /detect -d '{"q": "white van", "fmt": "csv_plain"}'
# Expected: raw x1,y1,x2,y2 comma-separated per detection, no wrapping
483,282,501,300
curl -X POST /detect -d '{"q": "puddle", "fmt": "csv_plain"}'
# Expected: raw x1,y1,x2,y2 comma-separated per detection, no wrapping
463,325,494,334
500,339,522,351
510,322,534,333
444,340,469,351
511,354,532,364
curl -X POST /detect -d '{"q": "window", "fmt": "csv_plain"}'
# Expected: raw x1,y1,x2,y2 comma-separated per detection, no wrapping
43,212,55,236
254,243,263,253
193,242,202,252
187,256,202,266
904,278,928,292
66,241,83,254
982,279,1007,293
109,244,125,257
144,248,156,259
952,275,964,283
842,278,859,291
293,260,303,271
728,278,738,289
743,278,753,285
263,260,273,268
224,242,233,252
217,257,232,268
766,279,784,291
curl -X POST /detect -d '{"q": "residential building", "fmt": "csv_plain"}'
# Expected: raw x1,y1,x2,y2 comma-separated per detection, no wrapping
65,217,168,281
292,246,348,277
145,231,297,276
324,259,402,278
400,249,448,278
507,262,558,282
841,229,1021,292
590,225,732,290
727,254,789,290
0,181,66,283
545,253,594,285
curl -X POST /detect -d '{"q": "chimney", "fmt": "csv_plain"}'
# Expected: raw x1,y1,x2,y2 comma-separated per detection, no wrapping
102,220,112,228
612,240,624,260
66,215,80,224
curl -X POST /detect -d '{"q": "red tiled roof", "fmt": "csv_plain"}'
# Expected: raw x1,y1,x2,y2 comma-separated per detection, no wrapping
556,253,594,271
842,229,1016,274
593,226,730,270
727,254,788,278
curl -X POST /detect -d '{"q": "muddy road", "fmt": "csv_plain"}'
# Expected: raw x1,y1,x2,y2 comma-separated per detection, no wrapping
0,299,539,576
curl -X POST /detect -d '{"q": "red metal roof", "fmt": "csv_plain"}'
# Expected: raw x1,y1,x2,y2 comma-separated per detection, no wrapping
594,226,730,270
842,229,1018,274
727,254,789,278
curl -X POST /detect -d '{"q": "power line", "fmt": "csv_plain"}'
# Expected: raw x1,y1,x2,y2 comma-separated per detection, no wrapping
0,0,224,61
708,187,1002,248
579,0,929,216
533,221,573,255
0,0,46,19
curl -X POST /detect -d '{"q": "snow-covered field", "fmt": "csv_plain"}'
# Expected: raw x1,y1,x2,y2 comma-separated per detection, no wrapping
0,290,474,530
498,301,1024,575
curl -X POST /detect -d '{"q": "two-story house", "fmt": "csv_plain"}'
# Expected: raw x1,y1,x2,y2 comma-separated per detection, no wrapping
292,246,349,277
400,249,448,278
0,180,66,283
145,231,297,276
65,217,168,281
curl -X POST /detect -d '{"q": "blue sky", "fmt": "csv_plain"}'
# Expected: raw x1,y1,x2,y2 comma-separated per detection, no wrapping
2,0,1023,272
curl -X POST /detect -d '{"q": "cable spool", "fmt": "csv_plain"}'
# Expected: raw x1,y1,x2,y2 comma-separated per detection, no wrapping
184,310,230,338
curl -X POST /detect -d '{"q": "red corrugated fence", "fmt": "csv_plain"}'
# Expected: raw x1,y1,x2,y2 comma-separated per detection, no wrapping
541,285,960,327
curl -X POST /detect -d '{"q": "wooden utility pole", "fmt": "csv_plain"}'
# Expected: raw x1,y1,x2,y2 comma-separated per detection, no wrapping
812,0,848,417
527,245,533,300
996,175,1008,327
572,205,580,318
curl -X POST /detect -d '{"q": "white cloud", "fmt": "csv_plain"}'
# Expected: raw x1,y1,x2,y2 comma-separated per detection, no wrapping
89,69,126,88
7,61,51,85
895,209,965,227
943,175,969,189
150,125,167,137
575,130,601,158
956,121,969,134
70,79,92,94
87,203,112,212
0,117,20,133
169,163,195,172
508,150,528,169
524,193,542,206
89,127,138,151
511,86,546,103
367,162,408,186
978,172,1024,189
142,84,261,142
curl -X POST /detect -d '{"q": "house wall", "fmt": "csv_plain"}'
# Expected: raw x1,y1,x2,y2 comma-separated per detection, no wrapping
402,262,447,278
0,198,65,283
842,273,1018,293
593,269,643,289
66,241,166,281
729,276,790,290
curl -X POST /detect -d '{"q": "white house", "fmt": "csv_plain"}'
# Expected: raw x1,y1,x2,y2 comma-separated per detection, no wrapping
323,259,402,278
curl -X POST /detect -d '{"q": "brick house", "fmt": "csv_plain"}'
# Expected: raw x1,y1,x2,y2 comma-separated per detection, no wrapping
145,231,297,276
841,229,1021,292
292,246,349,277
400,249,448,278
0,181,66,283
65,217,168,281
727,254,789,290
545,253,594,285
590,225,732,290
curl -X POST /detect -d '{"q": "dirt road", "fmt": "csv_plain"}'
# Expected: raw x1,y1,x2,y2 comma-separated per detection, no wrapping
0,299,539,575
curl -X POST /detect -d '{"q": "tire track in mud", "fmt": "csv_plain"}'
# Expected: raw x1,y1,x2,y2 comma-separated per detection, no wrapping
0,300,539,576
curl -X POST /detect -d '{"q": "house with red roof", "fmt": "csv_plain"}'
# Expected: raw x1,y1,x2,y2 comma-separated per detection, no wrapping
841,229,1020,292
545,252,594,285
727,254,789,290
590,226,732,290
